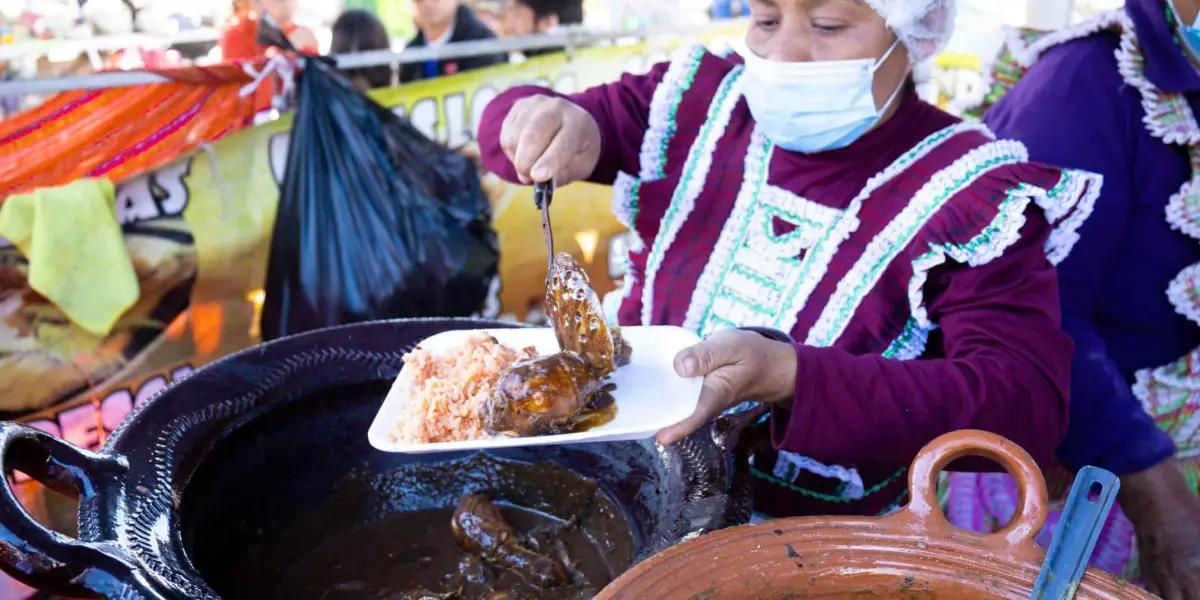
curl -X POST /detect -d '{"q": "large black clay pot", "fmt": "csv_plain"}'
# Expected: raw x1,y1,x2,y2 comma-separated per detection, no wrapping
0,319,757,599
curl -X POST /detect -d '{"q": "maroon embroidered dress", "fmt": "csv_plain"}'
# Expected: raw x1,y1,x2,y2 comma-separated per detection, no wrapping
478,44,1099,517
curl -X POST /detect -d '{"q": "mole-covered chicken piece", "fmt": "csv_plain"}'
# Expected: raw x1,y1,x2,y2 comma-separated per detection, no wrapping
544,253,631,378
450,494,569,588
481,352,605,437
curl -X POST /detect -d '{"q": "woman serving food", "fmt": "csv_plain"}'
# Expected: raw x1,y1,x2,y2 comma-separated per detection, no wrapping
478,0,1100,519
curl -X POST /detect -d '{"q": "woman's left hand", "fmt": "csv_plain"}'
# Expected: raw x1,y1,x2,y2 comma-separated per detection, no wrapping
656,329,798,446
1121,460,1200,600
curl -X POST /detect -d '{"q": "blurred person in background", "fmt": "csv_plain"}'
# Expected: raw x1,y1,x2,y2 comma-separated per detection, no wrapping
499,0,583,58
331,9,395,92
399,0,507,82
944,0,1200,596
218,0,316,61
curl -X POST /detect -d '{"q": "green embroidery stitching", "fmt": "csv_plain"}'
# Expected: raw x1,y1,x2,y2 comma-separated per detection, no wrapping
732,264,784,292
761,205,823,245
786,125,977,344
717,286,774,315
649,47,706,180
807,146,1026,348
751,465,908,504
881,192,1029,360
641,67,744,325
695,134,773,334
882,315,927,359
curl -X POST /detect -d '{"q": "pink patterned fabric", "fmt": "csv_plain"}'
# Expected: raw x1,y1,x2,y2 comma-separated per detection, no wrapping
944,472,1140,580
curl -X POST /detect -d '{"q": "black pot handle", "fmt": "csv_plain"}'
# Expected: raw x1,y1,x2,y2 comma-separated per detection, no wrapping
0,421,132,595
710,326,795,452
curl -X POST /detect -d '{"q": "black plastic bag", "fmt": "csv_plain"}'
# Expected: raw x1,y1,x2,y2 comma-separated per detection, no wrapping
261,56,499,341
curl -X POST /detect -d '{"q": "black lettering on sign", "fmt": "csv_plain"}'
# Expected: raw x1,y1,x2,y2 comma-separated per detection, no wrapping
114,158,193,225
9,365,197,486
470,85,499,143
444,92,469,148
268,132,290,188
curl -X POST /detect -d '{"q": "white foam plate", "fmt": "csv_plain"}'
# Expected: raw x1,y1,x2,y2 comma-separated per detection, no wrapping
368,326,703,453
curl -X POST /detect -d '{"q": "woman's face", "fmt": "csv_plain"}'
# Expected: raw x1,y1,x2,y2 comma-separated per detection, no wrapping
745,0,910,110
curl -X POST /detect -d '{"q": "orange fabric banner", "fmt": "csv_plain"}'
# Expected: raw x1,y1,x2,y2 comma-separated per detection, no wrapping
0,60,279,199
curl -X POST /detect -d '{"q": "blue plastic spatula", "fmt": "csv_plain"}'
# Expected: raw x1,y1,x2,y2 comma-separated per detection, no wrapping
1032,466,1121,600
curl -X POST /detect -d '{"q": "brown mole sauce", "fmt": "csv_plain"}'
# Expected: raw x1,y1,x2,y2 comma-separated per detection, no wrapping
251,456,633,600
271,503,612,599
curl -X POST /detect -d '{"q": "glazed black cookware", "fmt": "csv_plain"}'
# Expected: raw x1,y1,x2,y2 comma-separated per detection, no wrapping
0,319,758,599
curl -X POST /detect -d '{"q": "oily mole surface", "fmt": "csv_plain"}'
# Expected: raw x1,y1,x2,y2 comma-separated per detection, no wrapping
224,454,634,600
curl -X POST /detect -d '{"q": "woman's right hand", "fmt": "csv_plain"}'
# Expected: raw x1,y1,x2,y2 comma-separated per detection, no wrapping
499,95,602,186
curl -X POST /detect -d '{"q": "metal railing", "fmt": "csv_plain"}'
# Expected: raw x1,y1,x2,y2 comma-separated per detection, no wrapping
0,22,742,97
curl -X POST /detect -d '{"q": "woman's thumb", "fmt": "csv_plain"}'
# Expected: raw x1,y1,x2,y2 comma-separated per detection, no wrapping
674,349,701,377
675,343,723,377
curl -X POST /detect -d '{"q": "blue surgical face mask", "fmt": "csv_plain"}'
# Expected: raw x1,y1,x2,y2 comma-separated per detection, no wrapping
1167,0,1200,59
738,39,905,154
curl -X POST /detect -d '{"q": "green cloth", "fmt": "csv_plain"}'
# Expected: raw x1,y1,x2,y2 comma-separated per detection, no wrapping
376,0,416,40
336,0,415,41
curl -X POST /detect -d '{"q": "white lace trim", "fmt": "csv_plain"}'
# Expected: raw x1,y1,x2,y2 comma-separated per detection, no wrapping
638,43,707,182
1113,16,1200,325
803,136,1022,348
882,316,936,360
771,452,866,499
681,127,773,335
1165,177,1200,240
1167,263,1200,327
611,170,644,239
881,169,1100,360
602,171,646,324
639,67,745,326
950,11,1126,116
1043,169,1103,266
773,121,993,342
1113,13,1200,145
1014,10,1126,68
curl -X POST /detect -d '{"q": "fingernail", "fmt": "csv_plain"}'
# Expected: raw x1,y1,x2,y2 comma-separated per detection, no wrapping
532,166,549,181
678,356,697,377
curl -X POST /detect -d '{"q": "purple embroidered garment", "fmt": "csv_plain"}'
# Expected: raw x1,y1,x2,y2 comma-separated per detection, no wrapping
479,46,1095,517
981,0,1192,477
944,0,1200,581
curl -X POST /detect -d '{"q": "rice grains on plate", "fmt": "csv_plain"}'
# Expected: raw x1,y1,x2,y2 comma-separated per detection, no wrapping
390,333,536,444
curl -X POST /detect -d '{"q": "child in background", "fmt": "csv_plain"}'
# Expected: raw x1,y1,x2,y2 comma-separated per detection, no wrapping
331,10,395,92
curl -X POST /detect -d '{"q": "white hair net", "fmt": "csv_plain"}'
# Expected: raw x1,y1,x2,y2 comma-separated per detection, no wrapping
863,0,957,63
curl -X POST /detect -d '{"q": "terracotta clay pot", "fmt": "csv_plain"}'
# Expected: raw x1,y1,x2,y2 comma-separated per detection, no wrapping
596,430,1158,600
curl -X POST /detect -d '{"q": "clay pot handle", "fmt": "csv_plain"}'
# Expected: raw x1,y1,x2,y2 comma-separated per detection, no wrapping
904,430,1049,550
0,421,134,595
